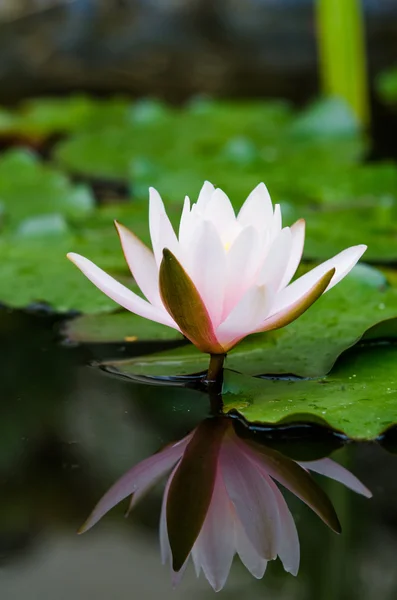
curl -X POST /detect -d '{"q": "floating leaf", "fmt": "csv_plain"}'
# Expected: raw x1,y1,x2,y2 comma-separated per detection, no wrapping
0,149,94,226
376,67,397,105
0,95,133,139
64,311,184,343
100,264,397,377
222,343,397,440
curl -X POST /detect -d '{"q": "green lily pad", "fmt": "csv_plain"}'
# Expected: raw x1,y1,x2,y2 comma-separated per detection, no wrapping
53,98,365,200
376,67,397,105
64,311,184,343
301,198,397,263
0,238,123,313
0,95,133,139
100,264,397,377
288,97,360,140
221,342,397,440
0,149,95,226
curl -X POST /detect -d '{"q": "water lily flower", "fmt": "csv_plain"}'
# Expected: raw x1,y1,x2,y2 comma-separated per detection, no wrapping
67,182,366,355
79,418,371,592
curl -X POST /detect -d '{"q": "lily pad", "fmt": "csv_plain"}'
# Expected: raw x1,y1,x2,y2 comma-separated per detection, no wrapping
0,149,95,227
376,67,397,105
64,311,184,343
221,343,397,441
53,98,365,200
99,264,397,377
0,96,133,140
301,198,397,263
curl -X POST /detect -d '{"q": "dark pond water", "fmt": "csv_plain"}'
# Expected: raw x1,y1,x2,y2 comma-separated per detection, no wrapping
1,308,397,599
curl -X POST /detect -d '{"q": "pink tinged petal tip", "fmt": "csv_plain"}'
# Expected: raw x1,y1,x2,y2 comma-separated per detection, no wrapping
159,248,225,353
257,267,336,333
266,477,300,575
238,439,341,534
301,458,372,498
66,252,177,329
220,437,280,560
234,516,268,580
237,182,273,231
78,437,189,534
191,470,236,592
114,221,161,306
279,219,306,289
196,181,215,210
149,187,179,266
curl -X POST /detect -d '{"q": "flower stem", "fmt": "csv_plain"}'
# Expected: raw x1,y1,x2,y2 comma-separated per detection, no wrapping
206,353,226,415
206,353,226,384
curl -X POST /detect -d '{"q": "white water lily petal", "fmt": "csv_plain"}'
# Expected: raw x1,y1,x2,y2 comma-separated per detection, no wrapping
301,458,372,498
216,284,274,349
266,477,300,575
187,220,227,328
258,227,292,290
270,203,282,239
160,465,179,566
178,195,192,249
222,226,260,318
67,253,177,329
80,437,189,533
234,515,268,579
279,219,306,289
191,470,236,592
196,180,215,210
204,188,240,246
220,438,280,560
149,187,179,266
237,182,273,232
115,221,161,306
271,245,367,317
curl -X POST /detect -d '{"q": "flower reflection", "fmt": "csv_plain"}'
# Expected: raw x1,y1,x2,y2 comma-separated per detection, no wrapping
79,417,371,592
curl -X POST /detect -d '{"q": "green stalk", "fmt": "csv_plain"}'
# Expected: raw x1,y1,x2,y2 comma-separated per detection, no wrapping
316,0,369,127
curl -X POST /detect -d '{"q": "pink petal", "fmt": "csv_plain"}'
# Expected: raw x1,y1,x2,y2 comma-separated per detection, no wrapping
257,227,293,291
149,187,179,266
271,245,367,316
222,226,260,318
300,458,372,498
178,196,192,248
234,515,268,579
115,221,161,306
255,267,335,334
220,437,280,560
279,219,306,289
67,253,177,329
216,284,274,350
266,478,300,575
196,180,215,210
187,220,227,328
160,466,178,566
270,203,282,239
237,183,273,231
191,468,236,592
79,437,189,533
203,188,240,246
238,439,340,533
